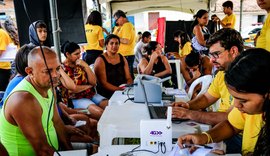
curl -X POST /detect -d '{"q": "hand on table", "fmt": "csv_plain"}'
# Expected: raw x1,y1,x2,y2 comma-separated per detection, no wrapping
178,133,208,153
172,107,190,119
171,101,189,109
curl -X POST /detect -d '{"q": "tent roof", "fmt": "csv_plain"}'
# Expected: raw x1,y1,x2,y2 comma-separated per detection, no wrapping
100,0,217,15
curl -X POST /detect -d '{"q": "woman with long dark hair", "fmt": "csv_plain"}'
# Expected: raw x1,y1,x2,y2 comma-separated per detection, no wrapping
191,9,210,55
138,41,172,86
84,10,108,65
60,41,108,120
173,30,192,58
177,48,270,155
94,34,133,98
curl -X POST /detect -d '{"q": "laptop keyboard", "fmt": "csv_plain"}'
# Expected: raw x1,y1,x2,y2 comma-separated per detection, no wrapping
151,106,167,119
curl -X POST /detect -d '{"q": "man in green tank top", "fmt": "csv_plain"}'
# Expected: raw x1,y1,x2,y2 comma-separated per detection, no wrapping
0,46,72,155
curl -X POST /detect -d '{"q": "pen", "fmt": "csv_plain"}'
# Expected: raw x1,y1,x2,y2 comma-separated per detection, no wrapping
183,143,213,149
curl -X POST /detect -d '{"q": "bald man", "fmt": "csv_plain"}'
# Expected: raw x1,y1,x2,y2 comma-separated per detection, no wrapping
0,46,72,155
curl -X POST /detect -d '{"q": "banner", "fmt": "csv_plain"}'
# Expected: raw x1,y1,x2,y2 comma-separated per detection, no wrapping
157,17,166,48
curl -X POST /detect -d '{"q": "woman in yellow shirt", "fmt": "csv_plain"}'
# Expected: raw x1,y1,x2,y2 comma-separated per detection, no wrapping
84,11,108,65
173,30,192,58
177,48,270,155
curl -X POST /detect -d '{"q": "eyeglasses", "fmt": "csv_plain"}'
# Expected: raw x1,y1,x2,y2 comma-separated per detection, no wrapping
208,49,227,59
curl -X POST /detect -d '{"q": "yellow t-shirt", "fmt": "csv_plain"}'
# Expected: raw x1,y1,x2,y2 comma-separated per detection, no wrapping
207,71,233,112
0,28,12,69
84,24,104,51
228,107,263,155
221,13,236,29
256,13,270,52
179,42,192,57
114,22,135,56
112,26,120,34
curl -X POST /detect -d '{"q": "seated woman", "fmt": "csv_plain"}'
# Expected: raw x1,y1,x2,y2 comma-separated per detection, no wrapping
138,41,172,86
177,48,270,155
174,30,192,58
60,41,108,120
94,34,133,99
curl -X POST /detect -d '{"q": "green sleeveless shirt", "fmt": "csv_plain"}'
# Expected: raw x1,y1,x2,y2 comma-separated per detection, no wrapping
0,79,58,156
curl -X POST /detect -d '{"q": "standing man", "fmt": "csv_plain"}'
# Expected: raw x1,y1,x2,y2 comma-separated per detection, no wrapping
172,28,244,153
0,47,72,155
0,23,12,91
133,31,151,70
113,10,136,79
219,1,236,29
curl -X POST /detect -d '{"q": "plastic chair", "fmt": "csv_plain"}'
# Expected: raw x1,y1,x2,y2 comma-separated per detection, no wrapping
187,75,213,99
168,59,184,89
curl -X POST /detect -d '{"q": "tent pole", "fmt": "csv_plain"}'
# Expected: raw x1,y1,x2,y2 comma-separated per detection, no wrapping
49,0,62,62
239,0,243,33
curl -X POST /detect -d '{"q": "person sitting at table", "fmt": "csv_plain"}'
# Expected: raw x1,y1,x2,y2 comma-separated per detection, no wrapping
172,28,244,154
181,51,213,86
94,34,133,99
60,41,108,120
174,30,192,58
178,48,270,156
0,46,73,155
138,41,172,87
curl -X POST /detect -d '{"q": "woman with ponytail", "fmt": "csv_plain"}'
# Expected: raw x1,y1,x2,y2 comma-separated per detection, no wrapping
138,41,172,87
191,9,210,55
177,48,270,155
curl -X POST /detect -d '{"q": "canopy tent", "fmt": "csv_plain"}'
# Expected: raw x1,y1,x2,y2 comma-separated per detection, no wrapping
99,0,218,17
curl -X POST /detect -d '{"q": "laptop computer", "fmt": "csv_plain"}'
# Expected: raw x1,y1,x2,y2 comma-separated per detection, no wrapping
139,77,189,122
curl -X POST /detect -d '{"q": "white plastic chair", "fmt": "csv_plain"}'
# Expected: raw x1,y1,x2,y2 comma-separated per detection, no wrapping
137,64,141,74
187,75,213,99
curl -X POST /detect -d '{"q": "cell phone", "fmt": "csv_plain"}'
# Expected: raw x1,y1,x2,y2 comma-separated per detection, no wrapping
77,109,90,115
74,120,87,127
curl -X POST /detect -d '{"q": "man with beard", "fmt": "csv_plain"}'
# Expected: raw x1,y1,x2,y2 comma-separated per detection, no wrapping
0,46,72,155
172,28,243,153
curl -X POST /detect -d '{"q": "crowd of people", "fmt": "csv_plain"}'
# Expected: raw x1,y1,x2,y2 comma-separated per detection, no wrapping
0,0,269,155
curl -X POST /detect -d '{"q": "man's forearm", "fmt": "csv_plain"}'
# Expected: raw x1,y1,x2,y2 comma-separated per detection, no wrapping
188,94,211,110
187,110,228,126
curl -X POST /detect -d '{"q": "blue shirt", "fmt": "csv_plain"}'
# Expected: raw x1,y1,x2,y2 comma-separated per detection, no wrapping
0,75,24,108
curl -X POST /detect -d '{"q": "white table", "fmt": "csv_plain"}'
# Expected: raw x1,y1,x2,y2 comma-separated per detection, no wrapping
54,150,87,156
98,91,210,151
92,145,241,156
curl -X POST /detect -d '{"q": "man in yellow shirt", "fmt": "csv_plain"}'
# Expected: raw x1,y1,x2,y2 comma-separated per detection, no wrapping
218,1,236,29
256,0,270,52
0,26,12,91
113,10,136,79
172,28,243,153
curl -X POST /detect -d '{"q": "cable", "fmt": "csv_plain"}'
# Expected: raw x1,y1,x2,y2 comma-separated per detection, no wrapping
121,142,167,155
160,142,166,154
21,0,61,155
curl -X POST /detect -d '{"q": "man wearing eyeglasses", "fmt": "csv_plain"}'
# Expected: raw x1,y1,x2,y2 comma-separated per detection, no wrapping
113,10,136,79
172,28,243,153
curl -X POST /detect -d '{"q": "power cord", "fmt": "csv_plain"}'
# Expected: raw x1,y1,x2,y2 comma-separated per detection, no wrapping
124,86,134,103
120,142,167,155
22,0,61,155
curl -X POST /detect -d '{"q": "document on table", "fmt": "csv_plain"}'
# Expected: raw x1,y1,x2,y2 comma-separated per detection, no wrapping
169,142,226,156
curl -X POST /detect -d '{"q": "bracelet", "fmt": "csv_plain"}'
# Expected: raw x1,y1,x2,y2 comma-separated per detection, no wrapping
202,132,213,144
